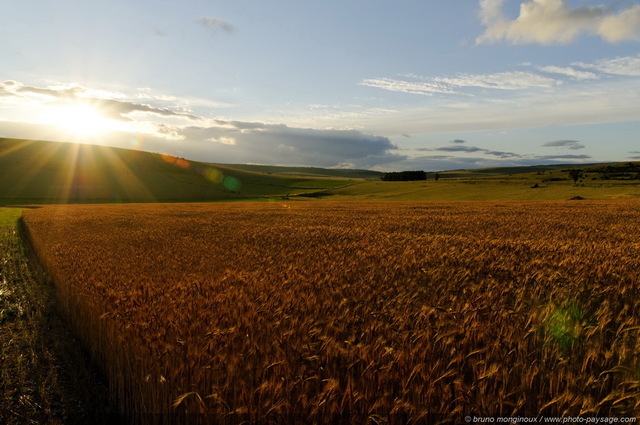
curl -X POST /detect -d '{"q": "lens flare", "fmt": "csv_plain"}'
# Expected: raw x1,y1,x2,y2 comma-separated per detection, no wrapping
161,154,190,169
542,303,584,353
223,176,241,191
161,154,176,164
204,168,224,184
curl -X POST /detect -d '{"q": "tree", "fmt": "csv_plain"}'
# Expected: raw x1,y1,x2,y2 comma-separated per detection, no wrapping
382,171,427,181
568,169,583,185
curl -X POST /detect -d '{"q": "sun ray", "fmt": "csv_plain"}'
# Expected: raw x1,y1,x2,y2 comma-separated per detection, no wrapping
99,147,157,202
1,139,157,203
6,140,67,202
58,142,81,203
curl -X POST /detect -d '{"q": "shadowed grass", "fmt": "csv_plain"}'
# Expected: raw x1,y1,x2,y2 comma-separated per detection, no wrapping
0,208,121,424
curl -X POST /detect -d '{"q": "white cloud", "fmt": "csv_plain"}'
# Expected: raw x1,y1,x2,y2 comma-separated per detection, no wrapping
477,0,640,45
435,71,558,90
537,66,599,80
359,78,459,95
599,5,640,42
361,71,558,96
573,56,640,76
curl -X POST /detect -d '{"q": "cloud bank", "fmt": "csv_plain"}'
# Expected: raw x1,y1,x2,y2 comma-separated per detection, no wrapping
477,0,640,45
178,120,404,168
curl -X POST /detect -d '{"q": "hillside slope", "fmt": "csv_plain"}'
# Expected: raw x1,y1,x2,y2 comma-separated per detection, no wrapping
0,138,355,204
212,163,383,179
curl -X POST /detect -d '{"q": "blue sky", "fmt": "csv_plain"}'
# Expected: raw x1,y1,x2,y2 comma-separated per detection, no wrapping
1,0,639,171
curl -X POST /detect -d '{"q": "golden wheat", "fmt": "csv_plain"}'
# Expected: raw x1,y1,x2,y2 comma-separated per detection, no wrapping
22,200,640,423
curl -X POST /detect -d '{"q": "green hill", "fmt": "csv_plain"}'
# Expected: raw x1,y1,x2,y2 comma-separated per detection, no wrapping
0,138,357,204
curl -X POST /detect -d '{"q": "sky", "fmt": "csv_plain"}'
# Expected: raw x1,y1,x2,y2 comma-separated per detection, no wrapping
1,0,640,171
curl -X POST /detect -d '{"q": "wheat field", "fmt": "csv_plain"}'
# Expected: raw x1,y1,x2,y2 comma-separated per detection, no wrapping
21,201,640,424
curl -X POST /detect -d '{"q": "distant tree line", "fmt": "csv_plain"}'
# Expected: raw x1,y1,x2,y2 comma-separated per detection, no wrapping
590,162,640,180
382,170,427,181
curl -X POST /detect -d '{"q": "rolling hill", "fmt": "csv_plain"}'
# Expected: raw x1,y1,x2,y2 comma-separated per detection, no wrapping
0,138,358,204
1,137,639,204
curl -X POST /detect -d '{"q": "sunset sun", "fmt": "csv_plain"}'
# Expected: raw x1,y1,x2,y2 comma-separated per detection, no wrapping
47,103,112,136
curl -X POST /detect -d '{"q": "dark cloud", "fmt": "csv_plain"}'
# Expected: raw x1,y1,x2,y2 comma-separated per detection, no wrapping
398,153,593,172
417,144,521,158
395,155,528,172
485,150,522,158
534,154,592,160
434,145,486,153
451,139,466,144
197,17,235,34
542,140,585,150
179,121,404,168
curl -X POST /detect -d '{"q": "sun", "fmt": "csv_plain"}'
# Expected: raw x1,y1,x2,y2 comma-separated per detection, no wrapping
47,102,112,136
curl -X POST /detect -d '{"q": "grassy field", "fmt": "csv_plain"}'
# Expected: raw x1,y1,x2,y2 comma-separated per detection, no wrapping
325,179,640,201
22,201,640,424
323,166,640,201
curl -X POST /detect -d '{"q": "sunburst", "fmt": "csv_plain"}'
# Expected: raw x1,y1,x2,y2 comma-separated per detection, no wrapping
46,102,113,137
